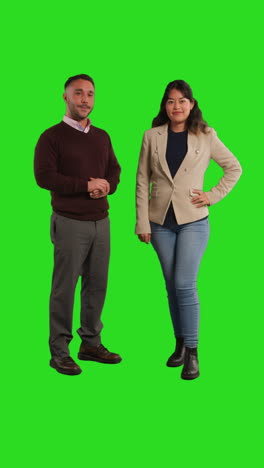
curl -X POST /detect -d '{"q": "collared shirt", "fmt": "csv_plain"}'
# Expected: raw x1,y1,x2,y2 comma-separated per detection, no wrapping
63,115,91,133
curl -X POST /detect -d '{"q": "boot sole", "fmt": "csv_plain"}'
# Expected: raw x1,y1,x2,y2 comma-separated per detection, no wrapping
78,353,122,364
166,360,184,367
181,371,200,380
50,361,82,375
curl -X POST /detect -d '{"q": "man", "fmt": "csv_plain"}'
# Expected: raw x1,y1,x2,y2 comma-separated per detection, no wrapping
34,74,121,375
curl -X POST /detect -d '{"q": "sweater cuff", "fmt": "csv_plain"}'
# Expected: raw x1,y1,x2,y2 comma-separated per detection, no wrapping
80,179,88,193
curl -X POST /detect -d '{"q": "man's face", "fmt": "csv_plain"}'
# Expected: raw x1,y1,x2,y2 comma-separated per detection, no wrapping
63,79,95,121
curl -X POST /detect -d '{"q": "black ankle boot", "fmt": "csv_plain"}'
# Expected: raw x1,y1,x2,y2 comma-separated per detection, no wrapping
181,347,200,380
166,337,185,367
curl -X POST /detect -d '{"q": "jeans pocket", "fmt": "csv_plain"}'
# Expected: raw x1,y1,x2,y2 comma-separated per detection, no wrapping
150,220,164,233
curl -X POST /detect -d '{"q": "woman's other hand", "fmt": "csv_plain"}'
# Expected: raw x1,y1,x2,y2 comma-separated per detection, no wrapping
191,190,210,207
138,234,151,244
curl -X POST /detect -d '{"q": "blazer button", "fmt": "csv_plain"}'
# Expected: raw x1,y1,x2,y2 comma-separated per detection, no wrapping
195,149,200,154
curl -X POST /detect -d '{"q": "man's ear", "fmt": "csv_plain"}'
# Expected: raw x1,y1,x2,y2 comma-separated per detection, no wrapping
63,92,67,103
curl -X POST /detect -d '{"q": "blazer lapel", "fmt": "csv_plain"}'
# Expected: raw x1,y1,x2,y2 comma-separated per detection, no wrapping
156,124,172,181
156,124,198,181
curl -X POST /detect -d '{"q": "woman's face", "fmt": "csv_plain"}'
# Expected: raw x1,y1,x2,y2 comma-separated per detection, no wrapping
165,88,194,128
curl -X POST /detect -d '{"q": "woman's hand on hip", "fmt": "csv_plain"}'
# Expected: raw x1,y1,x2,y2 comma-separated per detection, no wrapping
138,233,151,244
191,190,210,207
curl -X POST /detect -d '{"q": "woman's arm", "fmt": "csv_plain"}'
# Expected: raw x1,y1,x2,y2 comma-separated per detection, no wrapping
204,129,242,205
136,132,152,236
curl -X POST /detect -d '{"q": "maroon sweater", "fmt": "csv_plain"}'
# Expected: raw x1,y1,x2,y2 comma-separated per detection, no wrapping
34,121,121,220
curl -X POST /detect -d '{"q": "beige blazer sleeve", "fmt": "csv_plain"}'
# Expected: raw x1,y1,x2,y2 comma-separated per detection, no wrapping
205,129,242,205
136,132,152,234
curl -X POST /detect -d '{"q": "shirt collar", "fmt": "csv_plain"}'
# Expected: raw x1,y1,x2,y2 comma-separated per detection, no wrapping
63,115,91,134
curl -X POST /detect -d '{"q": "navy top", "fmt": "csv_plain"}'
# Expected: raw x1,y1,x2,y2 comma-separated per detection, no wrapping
163,128,187,227
166,128,188,178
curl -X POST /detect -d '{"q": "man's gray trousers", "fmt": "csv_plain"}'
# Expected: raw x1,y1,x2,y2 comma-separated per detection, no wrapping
49,212,110,358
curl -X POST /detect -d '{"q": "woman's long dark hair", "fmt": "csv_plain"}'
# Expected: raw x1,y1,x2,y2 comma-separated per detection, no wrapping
152,80,208,134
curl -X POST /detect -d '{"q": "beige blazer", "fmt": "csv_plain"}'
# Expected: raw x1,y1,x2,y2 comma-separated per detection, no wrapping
136,123,242,234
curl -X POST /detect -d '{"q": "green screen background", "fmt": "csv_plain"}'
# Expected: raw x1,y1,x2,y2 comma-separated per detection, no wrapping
1,1,263,466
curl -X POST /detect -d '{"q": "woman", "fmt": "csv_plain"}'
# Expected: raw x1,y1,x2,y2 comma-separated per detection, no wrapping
136,80,242,380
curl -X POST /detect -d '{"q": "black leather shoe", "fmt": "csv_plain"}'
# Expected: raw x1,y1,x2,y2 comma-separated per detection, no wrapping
181,347,200,380
50,356,82,375
78,343,122,364
167,337,185,367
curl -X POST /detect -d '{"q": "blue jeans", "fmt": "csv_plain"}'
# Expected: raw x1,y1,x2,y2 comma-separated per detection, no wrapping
150,218,209,347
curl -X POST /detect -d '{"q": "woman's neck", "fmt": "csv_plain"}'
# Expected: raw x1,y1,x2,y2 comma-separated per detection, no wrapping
169,122,186,133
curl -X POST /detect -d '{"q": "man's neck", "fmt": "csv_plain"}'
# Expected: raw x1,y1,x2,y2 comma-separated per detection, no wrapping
77,118,89,129
66,114,88,129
